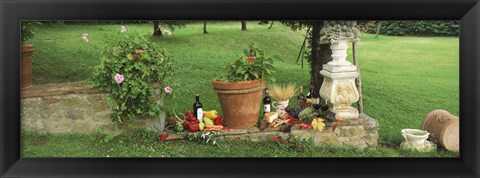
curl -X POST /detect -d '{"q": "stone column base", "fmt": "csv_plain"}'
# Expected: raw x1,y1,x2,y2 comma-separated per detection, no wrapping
331,106,359,120
319,63,360,119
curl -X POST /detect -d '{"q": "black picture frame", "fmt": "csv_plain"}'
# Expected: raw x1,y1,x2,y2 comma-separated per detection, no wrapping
1,0,479,177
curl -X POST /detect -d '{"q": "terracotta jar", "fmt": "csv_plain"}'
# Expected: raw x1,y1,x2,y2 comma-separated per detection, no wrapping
212,79,265,129
21,44,35,89
421,109,459,152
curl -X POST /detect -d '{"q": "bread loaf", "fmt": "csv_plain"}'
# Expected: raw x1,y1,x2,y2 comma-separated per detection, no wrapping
264,112,279,123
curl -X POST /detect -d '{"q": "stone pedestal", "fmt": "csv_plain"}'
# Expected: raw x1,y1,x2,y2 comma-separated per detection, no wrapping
319,39,360,120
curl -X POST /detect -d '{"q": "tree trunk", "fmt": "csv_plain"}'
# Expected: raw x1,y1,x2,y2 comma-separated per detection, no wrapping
268,21,274,29
203,21,208,34
310,21,332,96
375,21,383,38
241,21,247,31
153,21,162,36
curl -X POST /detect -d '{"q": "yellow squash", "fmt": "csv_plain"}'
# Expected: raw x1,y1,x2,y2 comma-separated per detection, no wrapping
203,110,218,119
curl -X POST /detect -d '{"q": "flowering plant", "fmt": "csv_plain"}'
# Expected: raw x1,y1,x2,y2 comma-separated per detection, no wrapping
216,44,276,82
89,33,174,122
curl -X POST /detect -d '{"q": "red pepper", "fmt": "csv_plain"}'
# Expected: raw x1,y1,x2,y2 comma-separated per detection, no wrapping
187,122,200,132
286,114,302,126
214,116,224,126
159,133,169,142
186,111,194,119
188,116,196,122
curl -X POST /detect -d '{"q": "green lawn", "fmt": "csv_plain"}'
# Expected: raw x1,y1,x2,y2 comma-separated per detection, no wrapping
21,130,457,157
23,21,459,157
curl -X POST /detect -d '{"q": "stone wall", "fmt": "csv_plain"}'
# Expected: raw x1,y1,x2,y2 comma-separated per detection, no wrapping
21,82,165,135
165,114,379,149
21,82,379,148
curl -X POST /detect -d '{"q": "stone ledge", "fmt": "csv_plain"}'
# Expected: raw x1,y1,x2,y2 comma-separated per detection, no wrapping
164,114,379,149
21,82,104,98
21,82,165,135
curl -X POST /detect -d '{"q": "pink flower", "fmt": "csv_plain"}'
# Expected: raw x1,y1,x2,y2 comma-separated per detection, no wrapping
164,86,172,94
82,33,89,42
246,56,256,63
115,74,124,84
120,26,126,33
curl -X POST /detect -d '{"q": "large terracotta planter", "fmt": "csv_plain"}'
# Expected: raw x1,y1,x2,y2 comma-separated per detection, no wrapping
21,44,35,90
212,79,265,129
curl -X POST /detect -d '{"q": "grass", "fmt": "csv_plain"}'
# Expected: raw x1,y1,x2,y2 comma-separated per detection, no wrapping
23,21,459,157
21,130,457,158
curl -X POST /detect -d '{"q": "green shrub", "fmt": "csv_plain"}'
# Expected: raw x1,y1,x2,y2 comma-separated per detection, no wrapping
21,21,35,43
89,34,174,122
367,21,459,36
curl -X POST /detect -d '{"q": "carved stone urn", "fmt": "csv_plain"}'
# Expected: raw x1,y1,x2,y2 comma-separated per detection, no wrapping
319,39,360,119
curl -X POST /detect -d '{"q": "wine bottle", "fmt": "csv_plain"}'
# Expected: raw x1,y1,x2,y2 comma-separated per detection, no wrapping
312,88,320,105
306,86,315,104
298,86,306,100
193,94,203,122
263,88,271,114
297,86,306,105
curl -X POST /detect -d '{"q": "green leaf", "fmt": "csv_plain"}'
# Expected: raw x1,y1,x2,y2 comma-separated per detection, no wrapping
252,72,259,79
127,53,134,60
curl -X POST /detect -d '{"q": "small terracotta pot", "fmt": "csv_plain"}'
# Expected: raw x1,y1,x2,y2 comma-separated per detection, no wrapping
21,44,35,90
212,79,265,129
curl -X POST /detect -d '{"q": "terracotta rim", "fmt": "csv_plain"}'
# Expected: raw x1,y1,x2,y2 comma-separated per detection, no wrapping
212,79,263,90
21,44,36,53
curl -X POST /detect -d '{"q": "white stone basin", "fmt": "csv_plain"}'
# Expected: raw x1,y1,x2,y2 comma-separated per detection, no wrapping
401,129,429,146
400,129,437,152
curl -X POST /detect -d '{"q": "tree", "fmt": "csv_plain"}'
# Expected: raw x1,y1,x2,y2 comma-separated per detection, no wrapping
259,21,275,29
203,21,208,34
269,21,274,29
280,21,359,96
153,21,162,36
375,21,383,38
280,21,330,96
152,21,187,36
241,21,247,31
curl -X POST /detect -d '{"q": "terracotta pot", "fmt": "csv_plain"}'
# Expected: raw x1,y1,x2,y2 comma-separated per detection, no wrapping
212,79,265,129
21,44,35,90
421,109,459,152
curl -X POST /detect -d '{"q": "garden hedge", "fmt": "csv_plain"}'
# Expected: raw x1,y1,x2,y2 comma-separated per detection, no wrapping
367,21,459,36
